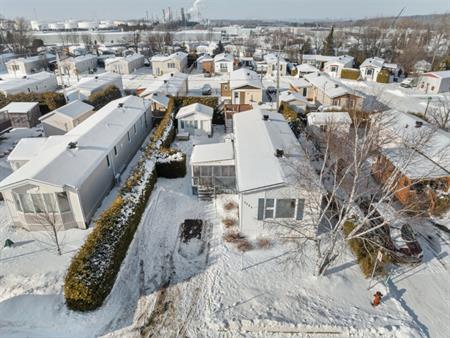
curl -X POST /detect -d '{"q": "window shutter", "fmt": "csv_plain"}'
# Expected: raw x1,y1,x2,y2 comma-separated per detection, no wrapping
257,198,264,220
296,199,305,220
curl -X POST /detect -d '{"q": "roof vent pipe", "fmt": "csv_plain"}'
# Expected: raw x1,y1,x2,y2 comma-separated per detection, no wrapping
415,121,423,128
275,149,284,158
263,114,269,121
67,141,78,149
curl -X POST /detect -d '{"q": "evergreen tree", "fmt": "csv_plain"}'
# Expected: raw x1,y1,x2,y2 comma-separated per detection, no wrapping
322,26,335,56
300,38,312,55
213,40,225,56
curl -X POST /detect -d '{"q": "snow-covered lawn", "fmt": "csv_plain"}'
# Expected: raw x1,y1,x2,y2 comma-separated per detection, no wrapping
0,125,448,337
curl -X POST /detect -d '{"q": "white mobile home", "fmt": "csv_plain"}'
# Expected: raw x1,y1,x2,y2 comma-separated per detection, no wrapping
75,72,123,100
264,53,288,78
6,55,50,77
105,53,145,75
151,52,188,76
0,72,58,97
214,53,234,74
307,111,352,135
39,100,95,136
229,68,263,105
176,103,213,137
0,95,152,231
234,109,322,237
360,57,401,82
61,54,97,76
417,71,450,94
323,55,354,78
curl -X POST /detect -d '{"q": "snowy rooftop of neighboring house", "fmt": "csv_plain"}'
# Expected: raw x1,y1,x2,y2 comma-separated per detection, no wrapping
360,57,385,69
279,91,308,104
214,53,234,63
7,137,49,162
230,68,262,90
6,55,45,65
287,77,312,89
0,102,38,113
381,147,449,179
147,92,170,108
150,52,188,63
297,63,320,73
77,72,122,92
0,73,52,94
304,72,357,99
307,112,352,125
191,141,234,165
233,108,308,192
0,95,149,190
302,54,339,62
380,110,450,175
69,54,97,64
422,70,450,79
105,53,144,65
264,53,286,64
40,100,94,121
324,55,354,67
197,54,214,63
138,72,188,97
176,103,213,120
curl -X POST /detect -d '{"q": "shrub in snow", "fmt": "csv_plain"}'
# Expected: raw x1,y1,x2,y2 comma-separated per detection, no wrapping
64,97,177,312
222,218,236,228
223,230,244,243
236,239,253,252
343,220,390,277
85,85,122,111
223,201,238,211
256,238,271,249
155,148,187,178
341,68,360,80
376,69,390,84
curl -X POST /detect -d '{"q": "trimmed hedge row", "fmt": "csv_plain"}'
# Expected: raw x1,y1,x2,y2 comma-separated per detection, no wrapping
64,97,177,311
155,149,187,178
341,68,360,80
0,91,65,114
279,102,303,136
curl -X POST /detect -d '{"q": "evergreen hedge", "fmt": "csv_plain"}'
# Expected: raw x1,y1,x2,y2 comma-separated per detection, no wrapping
155,149,187,178
85,86,122,111
64,97,177,311
0,92,65,114
376,69,390,84
341,68,360,80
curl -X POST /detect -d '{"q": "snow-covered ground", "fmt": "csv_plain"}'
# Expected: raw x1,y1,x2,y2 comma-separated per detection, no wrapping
0,126,449,337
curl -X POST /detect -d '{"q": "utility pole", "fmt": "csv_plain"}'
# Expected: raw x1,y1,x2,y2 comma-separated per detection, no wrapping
276,44,281,110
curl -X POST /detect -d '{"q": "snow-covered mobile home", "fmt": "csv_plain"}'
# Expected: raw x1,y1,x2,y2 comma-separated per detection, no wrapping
0,96,152,231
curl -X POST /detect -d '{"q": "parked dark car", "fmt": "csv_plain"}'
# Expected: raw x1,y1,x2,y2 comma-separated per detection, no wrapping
202,84,212,95
390,223,423,261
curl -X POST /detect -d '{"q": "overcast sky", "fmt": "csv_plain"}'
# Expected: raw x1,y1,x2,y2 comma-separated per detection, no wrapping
0,0,448,21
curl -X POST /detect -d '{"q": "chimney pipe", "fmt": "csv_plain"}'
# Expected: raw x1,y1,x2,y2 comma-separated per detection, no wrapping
263,114,269,121
275,149,284,158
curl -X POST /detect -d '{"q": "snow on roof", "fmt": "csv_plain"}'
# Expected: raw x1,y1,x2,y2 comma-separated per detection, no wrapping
324,55,354,67
151,52,187,63
230,68,262,90
380,110,450,177
288,77,312,89
297,63,319,73
0,95,149,190
138,72,188,97
214,53,234,63
7,137,49,161
423,70,450,79
382,147,449,179
176,103,213,120
302,54,338,62
191,142,234,164
69,54,97,64
105,53,144,65
304,72,357,98
279,91,308,104
42,100,94,120
147,93,170,108
307,112,352,125
77,72,122,93
264,53,286,64
233,108,308,192
360,57,385,69
0,102,38,113
0,72,55,94
6,55,45,65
